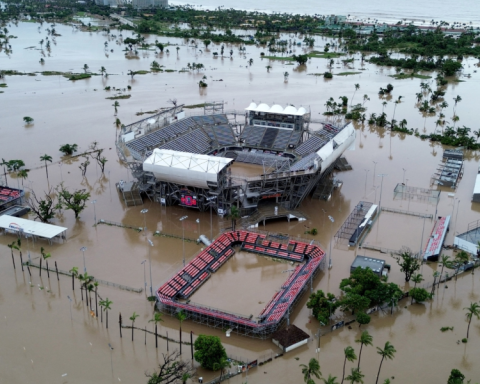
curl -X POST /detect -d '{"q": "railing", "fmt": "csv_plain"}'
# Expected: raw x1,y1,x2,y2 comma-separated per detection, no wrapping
380,206,433,219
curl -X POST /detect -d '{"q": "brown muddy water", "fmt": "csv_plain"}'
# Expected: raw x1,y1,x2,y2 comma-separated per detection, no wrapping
1,20,480,383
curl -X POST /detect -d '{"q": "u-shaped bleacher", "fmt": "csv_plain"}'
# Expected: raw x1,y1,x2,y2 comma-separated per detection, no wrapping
157,230,325,330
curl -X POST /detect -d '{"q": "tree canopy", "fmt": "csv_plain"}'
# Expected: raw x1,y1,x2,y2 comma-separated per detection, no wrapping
194,335,227,371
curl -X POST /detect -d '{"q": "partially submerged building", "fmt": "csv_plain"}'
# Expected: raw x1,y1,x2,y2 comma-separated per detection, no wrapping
350,255,385,276
116,103,355,216
272,324,310,353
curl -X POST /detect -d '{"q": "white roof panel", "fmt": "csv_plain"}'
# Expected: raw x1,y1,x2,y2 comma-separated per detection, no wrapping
269,104,284,113
245,102,257,111
283,105,298,115
474,174,480,194
256,103,270,112
0,215,67,239
333,124,354,146
316,140,333,161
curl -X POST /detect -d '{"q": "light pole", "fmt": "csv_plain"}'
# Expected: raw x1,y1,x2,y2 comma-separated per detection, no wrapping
180,216,188,266
377,174,387,210
67,295,73,320
364,169,369,197
454,199,461,236
80,246,87,272
206,196,216,240
91,200,97,226
402,168,406,184
141,260,147,292
196,218,200,236
140,209,148,233
328,215,334,269
372,161,377,186
434,181,443,219
108,343,114,376
147,239,153,296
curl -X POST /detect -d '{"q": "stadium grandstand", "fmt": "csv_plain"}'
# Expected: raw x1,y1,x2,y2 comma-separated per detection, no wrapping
156,229,325,339
116,101,355,216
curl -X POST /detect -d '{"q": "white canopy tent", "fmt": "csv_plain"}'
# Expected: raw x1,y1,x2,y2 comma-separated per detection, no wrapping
245,103,308,116
143,149,233,189
0,215,67,242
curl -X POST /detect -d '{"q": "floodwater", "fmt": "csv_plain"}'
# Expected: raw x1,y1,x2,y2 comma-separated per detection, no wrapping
1,20,480,383
190,250,296,316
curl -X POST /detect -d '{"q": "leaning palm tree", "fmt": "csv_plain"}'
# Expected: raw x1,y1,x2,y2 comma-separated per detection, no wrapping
464,302,480,339
355,330,373,370
351,83,360,105
130,312,139,341
454,251,469,280
375,342,396,384
410,273,424,304
39,154,52,183
323,374,339,384
176,310,187,354
149,312,163,348
345,368,364,384
8,240,19,269
299,358,321,383
341,346,357,384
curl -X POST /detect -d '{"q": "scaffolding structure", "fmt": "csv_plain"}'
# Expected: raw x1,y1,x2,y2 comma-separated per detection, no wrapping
393,184,440,204
156,230,325,339
335,201,374,241
204,101,224,115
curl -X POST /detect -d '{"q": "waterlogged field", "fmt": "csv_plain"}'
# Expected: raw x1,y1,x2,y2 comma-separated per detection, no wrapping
1,19,480,384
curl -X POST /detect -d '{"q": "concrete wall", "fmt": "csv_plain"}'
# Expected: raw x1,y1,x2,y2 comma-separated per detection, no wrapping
454,236,477,254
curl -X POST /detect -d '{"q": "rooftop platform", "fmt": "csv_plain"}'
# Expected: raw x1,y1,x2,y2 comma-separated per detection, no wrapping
0,215,67,243
423,216,450,261
351,255,385,276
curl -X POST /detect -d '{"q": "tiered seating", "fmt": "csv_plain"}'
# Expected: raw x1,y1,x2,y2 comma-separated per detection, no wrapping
240,126,254,140
210,249,234,272
260,128,279,148
272,129,293,149
244,127,266,147
295,136,326,156
288,131,302,146
290,153,319,172
0,187,21,203
160,129,211,154
212,125,236,145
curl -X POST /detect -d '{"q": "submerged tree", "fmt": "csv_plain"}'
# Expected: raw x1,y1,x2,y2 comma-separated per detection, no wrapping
39,154,52,183
375,341,396,384
26,188,58,223
394,248,420,282
355,330,373,370
23,116,34,124
59,144,78,156
300,357,321,383
56,183,90,219
341,347,357,384
146,351,195,384
464,302,480,340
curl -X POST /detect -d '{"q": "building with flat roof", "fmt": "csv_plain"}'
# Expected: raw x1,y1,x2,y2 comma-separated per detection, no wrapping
350,255,385,276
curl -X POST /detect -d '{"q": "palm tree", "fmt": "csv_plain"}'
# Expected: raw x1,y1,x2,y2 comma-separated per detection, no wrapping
69,266,78,291
299,358,321,383
454,251,469,280
130,312,139,341
127,70,136,79
101,298,112,328
39,154,52,183
176,310,187,354
410,273,424,304
351,83,360,105
266,65,272,72
213,356,231,380
355,330,373,370
7,240,19,269
323,374,339,384
341,346,357,384
375,342,396,384
99,66,106,77
83,64,89,73
345,368,364,384
248,58,253,66
230,205,240,231
284,71,289,81
112,101,120,115
464,302,480,339
40,247,51,278
453,95,462,113
438,255,450,288
114,118,122,130
149,312,163,348
431,271,440,295
17,169,28,186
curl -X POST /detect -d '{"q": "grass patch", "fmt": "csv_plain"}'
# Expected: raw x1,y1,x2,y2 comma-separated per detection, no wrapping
263,55,294,61
390,72,431,80
336,72,362,76
0,83,7,88
310,51,343,59
65,73,91,81
76,11,86,16
440,326,454,332
105,94,131,100
1,70,36,76
309,73,328,76
135,70,150,75
136,110,158,116
151,68,164,72
183,103,208,109
40,71,66,76
164,69,177,73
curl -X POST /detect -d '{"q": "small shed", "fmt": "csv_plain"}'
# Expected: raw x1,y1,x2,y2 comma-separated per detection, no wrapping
351,255,385,276
272,325,310,353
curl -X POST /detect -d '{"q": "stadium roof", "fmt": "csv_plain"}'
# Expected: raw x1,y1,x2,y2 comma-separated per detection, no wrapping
143,149,233,189
0,215,67,240
245,103,308,116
